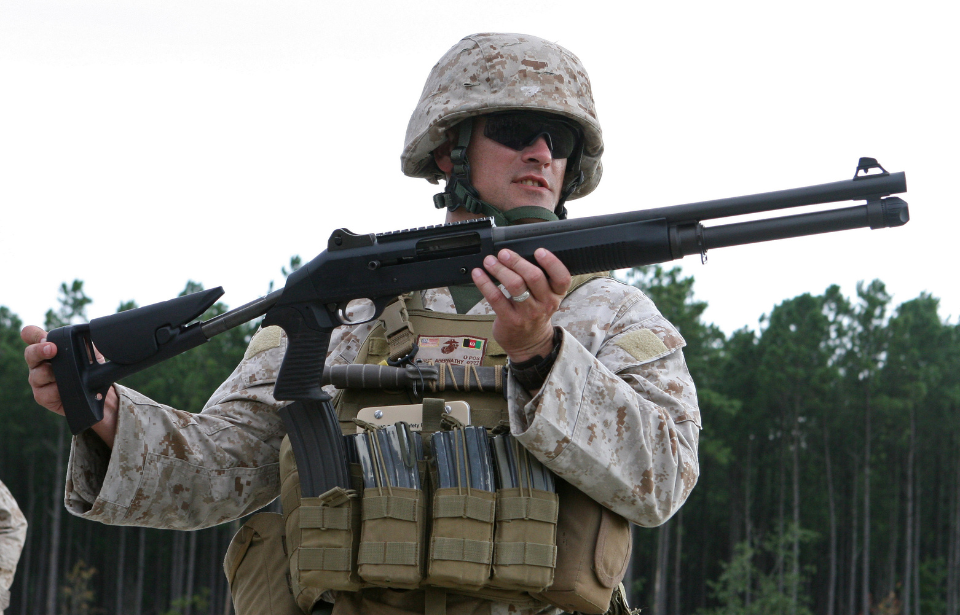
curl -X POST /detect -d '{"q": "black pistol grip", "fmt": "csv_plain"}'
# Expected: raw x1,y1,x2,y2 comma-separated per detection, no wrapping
47,325,109,435
266,307,333,402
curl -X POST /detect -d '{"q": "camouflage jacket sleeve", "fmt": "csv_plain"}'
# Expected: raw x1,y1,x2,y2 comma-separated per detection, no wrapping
508,278,701,527
0,480,27,612
62,320,370,530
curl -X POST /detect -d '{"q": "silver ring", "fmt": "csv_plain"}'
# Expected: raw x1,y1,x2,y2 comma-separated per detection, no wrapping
499,284,531,303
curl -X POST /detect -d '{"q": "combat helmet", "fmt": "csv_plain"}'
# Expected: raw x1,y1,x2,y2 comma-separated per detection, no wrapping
402,33,603,225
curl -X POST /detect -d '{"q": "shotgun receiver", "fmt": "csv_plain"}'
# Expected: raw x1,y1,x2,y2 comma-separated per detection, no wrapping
47,158,909,496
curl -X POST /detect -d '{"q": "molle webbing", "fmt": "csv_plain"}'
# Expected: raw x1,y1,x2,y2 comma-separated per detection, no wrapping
299,547,351,572
431,538,493,564
497,495,558,524
300,505,352,530
494,542,557,568
362,496,419,522
358,542,419,567
434,494,496,523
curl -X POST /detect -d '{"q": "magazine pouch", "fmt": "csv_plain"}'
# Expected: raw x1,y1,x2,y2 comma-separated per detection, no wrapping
424,486,497,590
489,486,559,592
356,430,427,595
295,483,363,593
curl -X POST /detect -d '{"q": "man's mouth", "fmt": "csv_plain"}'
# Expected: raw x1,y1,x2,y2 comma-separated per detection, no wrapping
517,178,545,188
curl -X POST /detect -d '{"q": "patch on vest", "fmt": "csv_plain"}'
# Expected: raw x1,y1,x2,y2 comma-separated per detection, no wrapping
244,326,282,360
366,337,390,358
615,329,670,362
485,339,506,356
416,335,487,366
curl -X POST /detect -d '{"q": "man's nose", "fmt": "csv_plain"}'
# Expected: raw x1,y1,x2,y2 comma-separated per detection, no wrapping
521,134,554,164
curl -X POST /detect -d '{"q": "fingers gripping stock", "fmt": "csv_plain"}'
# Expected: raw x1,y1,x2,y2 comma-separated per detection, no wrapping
48,288,223,435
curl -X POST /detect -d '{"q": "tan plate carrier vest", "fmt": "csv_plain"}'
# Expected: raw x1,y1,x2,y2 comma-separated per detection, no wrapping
279,276,632,614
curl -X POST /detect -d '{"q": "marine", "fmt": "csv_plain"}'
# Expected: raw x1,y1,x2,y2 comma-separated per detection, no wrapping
22,33,701,615
0,480,27,614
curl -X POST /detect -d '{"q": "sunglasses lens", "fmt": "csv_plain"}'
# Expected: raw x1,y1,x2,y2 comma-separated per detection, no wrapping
483,114,580,159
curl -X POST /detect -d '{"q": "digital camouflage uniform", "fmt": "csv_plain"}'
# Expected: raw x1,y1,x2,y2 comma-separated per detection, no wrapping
0,480,27,613
62,278,700,614
58,32,702,615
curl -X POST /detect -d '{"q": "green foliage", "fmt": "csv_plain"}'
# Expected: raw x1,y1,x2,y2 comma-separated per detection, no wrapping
61,560,99,615
161,587,210,615
918,557,946,615
624,265,724,381
269,254,303,293
45,279,92,329
282,255,302,279
700,525,818,615
882,294,945,403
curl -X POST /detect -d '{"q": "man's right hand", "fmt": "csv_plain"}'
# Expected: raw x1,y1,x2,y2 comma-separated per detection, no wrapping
21,325,119,449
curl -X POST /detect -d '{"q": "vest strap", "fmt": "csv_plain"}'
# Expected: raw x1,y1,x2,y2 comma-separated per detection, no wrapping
362,496,418,521
434,494,496,522
494,542,558,568
497,496,559,523
299,506,353,530
357,542,419,566
431,537,494,564
299,547,353,572
421,398,447,434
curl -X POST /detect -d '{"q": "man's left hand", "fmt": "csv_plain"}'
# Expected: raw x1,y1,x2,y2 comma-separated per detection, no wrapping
471,248,571,363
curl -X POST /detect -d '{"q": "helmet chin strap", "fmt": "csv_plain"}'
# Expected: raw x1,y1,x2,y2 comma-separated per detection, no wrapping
433,118,582,227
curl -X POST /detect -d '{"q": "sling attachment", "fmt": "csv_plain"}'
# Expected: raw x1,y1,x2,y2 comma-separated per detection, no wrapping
604,583,641,615
351,418,380,433
380,294,418,361
421,398,449,434
439,413,466,431
696,223,708,265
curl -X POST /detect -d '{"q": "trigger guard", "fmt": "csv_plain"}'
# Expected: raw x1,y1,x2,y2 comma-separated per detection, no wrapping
335,297,391,326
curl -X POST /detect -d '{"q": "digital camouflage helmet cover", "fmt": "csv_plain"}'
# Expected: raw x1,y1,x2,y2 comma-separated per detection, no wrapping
402,33,604,223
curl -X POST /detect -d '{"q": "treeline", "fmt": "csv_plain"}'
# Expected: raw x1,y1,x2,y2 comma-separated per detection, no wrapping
0,265,958,615
626,267,960,615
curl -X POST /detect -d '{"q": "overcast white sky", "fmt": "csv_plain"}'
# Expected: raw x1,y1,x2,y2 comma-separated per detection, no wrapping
1,0,956,337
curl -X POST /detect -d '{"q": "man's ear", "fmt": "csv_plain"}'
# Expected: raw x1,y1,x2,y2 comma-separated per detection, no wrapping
433,138,454,175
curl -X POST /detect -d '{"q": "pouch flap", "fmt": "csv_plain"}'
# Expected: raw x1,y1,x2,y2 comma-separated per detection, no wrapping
594,508,631,589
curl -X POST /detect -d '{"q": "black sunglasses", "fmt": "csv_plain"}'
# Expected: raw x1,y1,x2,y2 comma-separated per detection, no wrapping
482,112,581,160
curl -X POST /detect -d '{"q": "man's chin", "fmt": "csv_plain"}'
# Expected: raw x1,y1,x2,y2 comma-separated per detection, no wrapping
501,197,557,216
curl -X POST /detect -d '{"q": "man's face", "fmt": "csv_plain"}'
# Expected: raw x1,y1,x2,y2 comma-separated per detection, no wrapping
466,116,567,217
